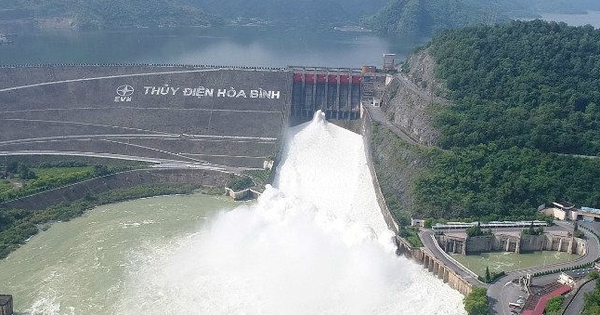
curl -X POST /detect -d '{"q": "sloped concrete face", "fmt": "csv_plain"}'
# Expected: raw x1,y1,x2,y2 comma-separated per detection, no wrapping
0,66,291,168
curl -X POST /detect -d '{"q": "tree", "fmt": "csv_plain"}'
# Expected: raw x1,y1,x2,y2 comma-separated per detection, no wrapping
464,287,489,315
17,164,36,180
6,161,18,174
546,295,564,314
93,164,110,177
485,266,491,283
574,222,585,238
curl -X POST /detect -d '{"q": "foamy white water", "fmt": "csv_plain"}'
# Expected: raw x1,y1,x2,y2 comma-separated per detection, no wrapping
117,111,466,315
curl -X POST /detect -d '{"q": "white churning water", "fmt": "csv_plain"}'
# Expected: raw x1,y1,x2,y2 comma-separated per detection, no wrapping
117,111,466,315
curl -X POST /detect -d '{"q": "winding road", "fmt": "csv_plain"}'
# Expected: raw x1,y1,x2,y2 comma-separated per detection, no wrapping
486,221,600,315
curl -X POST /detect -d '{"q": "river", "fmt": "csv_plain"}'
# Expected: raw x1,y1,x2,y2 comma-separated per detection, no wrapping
0,26,426,67
0,113,466,314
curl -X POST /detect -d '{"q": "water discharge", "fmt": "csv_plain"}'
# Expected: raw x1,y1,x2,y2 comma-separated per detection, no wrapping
117,111,466,314
0,111,466,314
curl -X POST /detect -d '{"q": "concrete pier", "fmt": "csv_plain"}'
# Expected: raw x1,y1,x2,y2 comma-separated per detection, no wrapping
396,237,474,296
0,295,12,315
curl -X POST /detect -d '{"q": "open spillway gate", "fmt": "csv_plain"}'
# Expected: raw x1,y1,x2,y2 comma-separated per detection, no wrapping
290,67,375,123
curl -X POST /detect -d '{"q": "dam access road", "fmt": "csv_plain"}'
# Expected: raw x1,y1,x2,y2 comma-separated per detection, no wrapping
418,220,600,315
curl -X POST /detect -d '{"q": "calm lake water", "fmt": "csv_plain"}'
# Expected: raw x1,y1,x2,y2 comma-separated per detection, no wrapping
1,12,598,68
0,26,426,68
540,11,600,28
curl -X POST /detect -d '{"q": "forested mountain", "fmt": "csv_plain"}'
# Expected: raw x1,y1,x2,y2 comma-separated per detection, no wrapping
364,0,493,37
189,0,387,24
0,0,387,29
0,0,220,29
366,0,600,37
407,21,600,219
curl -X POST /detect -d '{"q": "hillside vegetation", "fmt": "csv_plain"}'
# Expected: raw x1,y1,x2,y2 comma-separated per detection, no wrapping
365,0,600,37
382,21,600,220
364,0,490,37
189,0,387,24
0,0,221,29
0,0,386,29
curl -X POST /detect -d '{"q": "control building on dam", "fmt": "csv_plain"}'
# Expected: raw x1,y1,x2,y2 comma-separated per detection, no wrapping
0,65,383,170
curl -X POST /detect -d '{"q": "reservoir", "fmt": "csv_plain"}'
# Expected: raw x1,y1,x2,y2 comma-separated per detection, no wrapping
0,26,426,67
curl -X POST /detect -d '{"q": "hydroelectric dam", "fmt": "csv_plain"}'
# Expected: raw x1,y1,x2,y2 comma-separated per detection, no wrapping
0,64,379,170
0,64,473,314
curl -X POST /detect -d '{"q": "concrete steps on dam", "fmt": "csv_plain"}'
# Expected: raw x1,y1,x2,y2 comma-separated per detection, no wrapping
0,65,385,169
0,66,288,169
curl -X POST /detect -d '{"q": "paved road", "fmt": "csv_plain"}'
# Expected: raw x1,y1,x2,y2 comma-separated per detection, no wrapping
0,150,255,174
564,279,596,315
396,73,447,105
365,105,421,146
419,229,484,287
488,221,600,315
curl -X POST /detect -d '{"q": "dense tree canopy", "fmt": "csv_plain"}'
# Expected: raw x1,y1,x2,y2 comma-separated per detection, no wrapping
431,20,600,155
411,21,600,219
0,0,220,29
364,0,490,37
190,0,387,24
0,0,387,29
365,0,600,37
464,287,489,315
583,280,600,315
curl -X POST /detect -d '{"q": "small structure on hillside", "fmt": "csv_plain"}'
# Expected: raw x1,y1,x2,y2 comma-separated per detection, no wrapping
542,201,600,222
382,54,396,71
410,217,426,227
361,65,377,73
0,295,13,315
558,272,576,287
541,201,578,221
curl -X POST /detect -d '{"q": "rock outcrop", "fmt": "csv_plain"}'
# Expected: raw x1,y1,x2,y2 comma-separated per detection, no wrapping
381,47,448,146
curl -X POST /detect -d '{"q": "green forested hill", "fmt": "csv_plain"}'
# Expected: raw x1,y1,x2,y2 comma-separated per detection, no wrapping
407,21,600,219
364,0,491,37
0,0,386,29
365,0,600,37
189,0,387,24
432,20,600,155
0,0,221,29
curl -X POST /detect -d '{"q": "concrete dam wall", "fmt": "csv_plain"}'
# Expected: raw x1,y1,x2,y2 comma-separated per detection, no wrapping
0,65,290,169
1,168,231,211
0,65,374,169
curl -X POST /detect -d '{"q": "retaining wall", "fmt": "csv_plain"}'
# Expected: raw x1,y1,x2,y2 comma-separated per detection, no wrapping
396,236,473,296
362,104,474,295
459,234,587,255
360,105,398,234
0,168,231,211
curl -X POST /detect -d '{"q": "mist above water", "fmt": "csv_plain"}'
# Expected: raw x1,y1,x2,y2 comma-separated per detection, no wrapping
118,112,465,315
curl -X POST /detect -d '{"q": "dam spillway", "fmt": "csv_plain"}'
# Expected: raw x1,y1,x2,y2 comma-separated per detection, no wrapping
290,67,364,122
0,65,381,169
116,112,466,314
0,111,466,314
